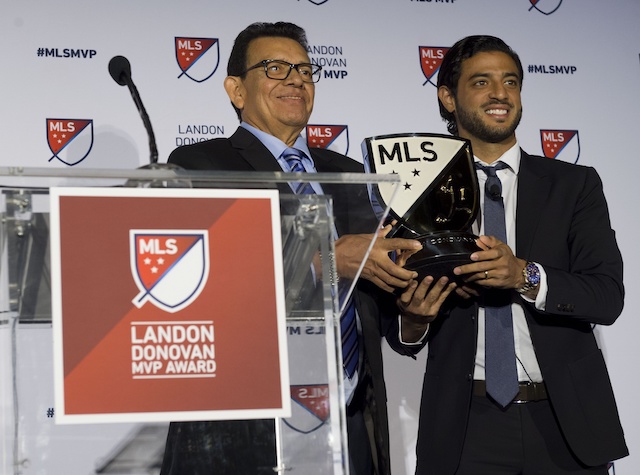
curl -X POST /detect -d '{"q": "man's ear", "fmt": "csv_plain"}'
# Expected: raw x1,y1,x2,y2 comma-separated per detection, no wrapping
437,86,456,113
224,76,245,111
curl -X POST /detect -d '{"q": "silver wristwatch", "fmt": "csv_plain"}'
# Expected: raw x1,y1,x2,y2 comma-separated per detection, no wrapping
517,261,540,294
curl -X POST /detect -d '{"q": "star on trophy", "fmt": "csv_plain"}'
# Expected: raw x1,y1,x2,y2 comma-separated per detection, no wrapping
362,133,481,282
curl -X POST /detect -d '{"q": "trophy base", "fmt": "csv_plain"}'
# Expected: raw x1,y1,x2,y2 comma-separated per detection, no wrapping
404,231,481,283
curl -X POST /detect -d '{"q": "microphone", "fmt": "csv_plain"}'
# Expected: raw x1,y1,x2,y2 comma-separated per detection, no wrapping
487,183,502,201
108,55,159,164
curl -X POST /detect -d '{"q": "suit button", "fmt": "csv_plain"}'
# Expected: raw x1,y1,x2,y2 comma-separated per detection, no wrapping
557,303,575,313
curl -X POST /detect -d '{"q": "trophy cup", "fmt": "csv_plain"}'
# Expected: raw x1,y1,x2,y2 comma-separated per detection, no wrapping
362,133,481,282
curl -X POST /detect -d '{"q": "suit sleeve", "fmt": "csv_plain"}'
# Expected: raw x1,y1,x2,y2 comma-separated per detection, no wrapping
168,143,212,169
168,139,248,171
539,167,624,325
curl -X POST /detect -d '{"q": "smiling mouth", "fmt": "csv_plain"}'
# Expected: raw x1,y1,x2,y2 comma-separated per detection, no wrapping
485,108,508,117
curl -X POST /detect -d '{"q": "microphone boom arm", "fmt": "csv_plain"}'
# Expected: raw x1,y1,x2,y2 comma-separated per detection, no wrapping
122,74,158,164
108,55,159,165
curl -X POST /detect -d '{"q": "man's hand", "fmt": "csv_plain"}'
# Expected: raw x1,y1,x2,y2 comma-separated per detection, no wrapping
453,235,527,290
396,276,457,342
334,224,421,293
454,283,481,299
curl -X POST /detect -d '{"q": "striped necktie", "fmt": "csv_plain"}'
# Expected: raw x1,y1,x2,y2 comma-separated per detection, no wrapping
341,300,359,379
280,147,359,379
281,147,314,195
475,161,519,407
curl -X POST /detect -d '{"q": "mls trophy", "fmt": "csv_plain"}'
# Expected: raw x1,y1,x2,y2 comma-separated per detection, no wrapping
362,133,481,282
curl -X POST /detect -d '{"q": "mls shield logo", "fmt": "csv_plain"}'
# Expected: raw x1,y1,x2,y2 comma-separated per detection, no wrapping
528,0,563,15
362,133,477,229
284,384,330,434
130,230,210,313
305,124,349,155
540,129,580,163
47,118,94,166
175,37,220,83
419,46,449,86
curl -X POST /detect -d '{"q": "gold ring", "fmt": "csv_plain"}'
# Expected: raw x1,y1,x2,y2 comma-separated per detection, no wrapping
484,270,489,279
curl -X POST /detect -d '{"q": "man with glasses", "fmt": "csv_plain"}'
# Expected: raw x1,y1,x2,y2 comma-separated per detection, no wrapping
160,21,424,475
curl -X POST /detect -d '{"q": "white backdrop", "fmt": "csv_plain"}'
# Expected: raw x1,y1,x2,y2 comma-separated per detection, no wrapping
2,0,639,473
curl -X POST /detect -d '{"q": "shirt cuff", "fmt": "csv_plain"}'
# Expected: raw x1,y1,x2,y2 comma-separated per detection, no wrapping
398,314,429,345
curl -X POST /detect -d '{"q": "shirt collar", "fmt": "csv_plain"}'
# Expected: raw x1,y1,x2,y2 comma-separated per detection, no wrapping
240,122,313,162
474,142,521,175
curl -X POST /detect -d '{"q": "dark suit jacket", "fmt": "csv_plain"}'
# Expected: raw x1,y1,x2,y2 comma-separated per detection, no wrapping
388,151,628,475
160,127,393,475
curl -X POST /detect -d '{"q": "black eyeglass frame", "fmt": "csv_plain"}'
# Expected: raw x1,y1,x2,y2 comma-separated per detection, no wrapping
239,59,323,83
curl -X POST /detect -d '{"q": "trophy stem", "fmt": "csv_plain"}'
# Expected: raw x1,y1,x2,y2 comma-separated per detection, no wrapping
405,230,481,281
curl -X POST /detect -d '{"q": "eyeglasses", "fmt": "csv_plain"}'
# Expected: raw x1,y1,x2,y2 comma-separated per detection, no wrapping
240,59,322,83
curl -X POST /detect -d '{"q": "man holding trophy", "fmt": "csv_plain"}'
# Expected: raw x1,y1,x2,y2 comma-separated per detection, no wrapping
382,35,627,474
161,21,425,475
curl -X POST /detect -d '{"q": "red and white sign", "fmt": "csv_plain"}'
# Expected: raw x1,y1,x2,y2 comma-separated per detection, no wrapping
50,187,289,424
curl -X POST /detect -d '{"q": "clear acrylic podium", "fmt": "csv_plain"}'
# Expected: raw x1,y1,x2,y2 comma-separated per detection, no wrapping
0,166,399,475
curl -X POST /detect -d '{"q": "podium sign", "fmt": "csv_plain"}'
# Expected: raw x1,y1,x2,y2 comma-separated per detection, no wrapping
2,167,399,474
50,187,290,424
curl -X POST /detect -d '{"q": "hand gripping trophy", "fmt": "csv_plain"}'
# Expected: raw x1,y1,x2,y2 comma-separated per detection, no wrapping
363,133,481,282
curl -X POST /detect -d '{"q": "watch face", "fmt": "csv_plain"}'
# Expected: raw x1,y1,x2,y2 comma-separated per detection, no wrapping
527,263,541,285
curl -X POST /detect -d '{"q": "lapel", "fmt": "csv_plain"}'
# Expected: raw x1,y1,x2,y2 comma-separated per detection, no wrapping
228,126,341,172
516,149,551,257
228,127,282,172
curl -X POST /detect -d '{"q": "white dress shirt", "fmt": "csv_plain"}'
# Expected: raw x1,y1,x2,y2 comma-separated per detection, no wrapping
400,143,549,383
473,143,545,383
240,121,361,402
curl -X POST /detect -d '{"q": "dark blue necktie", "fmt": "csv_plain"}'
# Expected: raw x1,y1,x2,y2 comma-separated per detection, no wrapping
281,147,359,379
340,301,359,379
476,161,518,407
282,147,314,195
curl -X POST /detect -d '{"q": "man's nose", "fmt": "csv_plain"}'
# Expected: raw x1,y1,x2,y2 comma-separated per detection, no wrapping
489,82,508,99
284,67,305,86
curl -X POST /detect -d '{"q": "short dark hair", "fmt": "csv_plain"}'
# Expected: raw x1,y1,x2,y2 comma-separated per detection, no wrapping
227,22,310,121
437,35,523,135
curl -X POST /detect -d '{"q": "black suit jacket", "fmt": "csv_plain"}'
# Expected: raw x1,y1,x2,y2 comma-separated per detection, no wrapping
161,127,393,475
388,151,627,474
